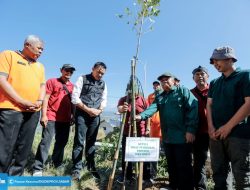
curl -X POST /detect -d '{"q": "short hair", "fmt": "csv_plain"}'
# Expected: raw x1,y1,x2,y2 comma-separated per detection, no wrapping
93,62,107,69
24,35,44,46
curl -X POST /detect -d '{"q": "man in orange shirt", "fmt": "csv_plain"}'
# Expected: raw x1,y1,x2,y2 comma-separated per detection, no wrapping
147,81,162,180
147,81,162,139
0,35,45,175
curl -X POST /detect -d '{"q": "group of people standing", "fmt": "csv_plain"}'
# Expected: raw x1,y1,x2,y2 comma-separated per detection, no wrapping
119,47,250,190
0,35,107,181
0,35,249,190
134,46,250,190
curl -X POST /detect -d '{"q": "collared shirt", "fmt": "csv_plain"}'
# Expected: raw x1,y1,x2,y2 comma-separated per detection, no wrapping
118,95,147,136
0,50,45,111
71,75,107,108
148,92,161,139
191,85,209,134
208,68,250,138
140,85,198,144
46,78,73,122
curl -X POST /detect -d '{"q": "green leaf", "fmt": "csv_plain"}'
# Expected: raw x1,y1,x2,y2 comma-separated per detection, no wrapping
125,7,131,15
116,14,123,18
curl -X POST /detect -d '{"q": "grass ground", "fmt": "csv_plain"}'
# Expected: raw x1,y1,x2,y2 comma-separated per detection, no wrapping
9,126,214,190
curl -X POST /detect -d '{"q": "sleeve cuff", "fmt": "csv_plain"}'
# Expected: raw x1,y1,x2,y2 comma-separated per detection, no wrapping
140,113,146,120
71,98,81,105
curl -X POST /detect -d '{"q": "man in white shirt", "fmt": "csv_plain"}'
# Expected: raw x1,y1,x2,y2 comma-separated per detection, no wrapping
71,62,107,181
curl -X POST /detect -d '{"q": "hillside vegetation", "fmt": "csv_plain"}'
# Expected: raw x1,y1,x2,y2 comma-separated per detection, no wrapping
9,126,214,190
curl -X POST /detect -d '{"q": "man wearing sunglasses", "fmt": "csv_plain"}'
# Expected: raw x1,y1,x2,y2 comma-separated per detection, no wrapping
33,64,75,176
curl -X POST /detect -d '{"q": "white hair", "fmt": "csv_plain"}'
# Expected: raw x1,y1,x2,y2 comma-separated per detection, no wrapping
24,35,44,45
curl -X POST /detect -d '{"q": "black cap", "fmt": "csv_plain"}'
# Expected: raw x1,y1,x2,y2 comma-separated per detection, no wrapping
192,66,208,75
62,64,76,71
153,81,160,85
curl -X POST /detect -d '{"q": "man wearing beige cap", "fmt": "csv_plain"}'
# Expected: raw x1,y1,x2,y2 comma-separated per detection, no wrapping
136,72,198,190
207,46,250,190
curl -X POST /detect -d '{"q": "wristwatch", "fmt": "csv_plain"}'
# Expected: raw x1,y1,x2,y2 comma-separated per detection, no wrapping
37,99,43,103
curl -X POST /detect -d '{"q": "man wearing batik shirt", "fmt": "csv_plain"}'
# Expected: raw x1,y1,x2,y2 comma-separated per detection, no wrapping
116,83,149,183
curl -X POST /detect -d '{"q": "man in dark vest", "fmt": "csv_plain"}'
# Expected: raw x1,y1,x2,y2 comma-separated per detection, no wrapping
71,62,107,181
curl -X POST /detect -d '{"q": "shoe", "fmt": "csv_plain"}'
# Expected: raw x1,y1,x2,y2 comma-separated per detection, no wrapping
149,178,156,184
159,186,175,190
87,166,100,180
90,170,100,180
55,164,65,173
149,175,157,184
33,170,43,176
71,171,80,181
116,175,124,184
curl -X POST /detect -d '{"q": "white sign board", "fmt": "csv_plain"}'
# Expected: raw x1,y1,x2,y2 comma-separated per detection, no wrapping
125,137,160,162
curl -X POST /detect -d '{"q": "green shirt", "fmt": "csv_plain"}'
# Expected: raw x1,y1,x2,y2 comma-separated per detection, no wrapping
140,85,198,144
208,68,250,138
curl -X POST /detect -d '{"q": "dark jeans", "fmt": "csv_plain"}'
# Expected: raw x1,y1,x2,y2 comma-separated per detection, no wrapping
33,121,70,172
121,135,151,180
163,142,194,190
0,109,40,176
71,110,100,172
193,133,209,190
210,137,250,190
150,141,162,179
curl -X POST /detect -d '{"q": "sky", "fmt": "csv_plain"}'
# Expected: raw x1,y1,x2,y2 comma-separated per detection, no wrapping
1,0,250,111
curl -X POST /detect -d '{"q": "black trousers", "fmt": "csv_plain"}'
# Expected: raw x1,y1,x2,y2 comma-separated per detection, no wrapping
193,133,209,190
71,110,100,172
33,121,70,172
163,142,194,190
0,109,40,176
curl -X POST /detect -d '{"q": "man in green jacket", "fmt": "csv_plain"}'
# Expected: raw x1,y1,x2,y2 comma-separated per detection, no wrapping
136,72,198,190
